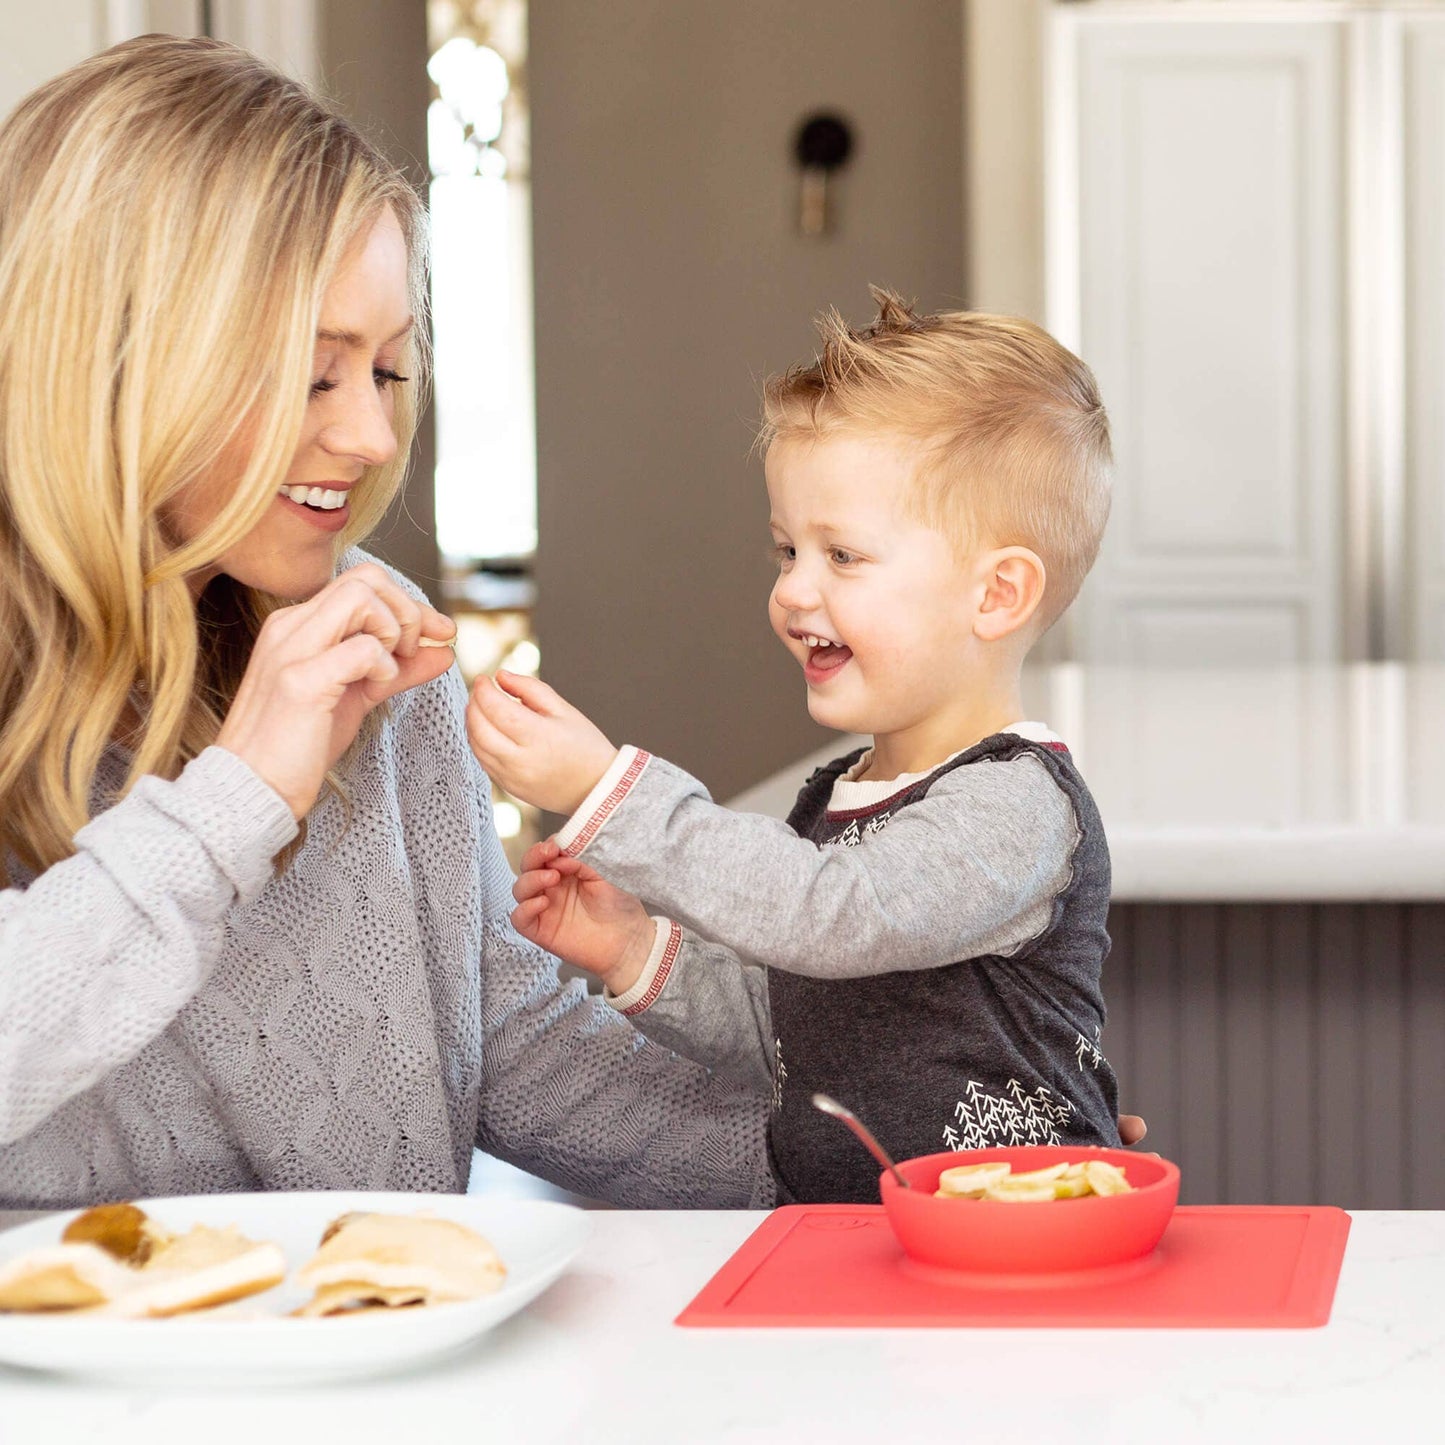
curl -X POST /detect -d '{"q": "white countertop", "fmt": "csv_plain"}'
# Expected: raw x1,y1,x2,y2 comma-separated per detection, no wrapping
2,1206,1441,1443
726,664,1445,901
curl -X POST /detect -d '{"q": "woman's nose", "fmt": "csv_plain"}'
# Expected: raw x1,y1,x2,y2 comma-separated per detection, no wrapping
322,384,398,468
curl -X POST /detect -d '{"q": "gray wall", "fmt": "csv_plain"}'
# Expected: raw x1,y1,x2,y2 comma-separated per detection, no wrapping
1106,903,1445,1209
317,0,441,596
529,1,965,800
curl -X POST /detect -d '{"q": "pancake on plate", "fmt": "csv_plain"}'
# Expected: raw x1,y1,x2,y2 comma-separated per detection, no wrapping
293,1211,506,1317
0,1204,285,1317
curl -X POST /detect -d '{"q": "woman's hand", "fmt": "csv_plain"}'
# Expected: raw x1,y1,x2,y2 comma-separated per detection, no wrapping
512,838,655,995
216,561,457,819
467,670,618,815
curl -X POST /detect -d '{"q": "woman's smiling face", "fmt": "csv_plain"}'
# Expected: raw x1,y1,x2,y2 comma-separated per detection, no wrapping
165,206,413,601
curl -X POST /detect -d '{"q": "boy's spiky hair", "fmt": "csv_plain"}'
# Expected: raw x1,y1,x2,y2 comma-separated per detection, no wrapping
759,286,1113,629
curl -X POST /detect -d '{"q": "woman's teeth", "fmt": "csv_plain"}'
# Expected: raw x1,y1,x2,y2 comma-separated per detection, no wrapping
280,485,347,511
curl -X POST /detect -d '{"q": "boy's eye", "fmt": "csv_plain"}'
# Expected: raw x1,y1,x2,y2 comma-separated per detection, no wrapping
771,542,796,565
829,547,857,566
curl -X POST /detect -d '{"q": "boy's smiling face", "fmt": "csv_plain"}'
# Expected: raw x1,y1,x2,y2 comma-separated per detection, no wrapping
765,432,987,776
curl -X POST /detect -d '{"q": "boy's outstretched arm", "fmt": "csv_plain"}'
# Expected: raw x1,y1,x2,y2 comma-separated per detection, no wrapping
511,838,654,992
514,841,776,1098
466,670,618,815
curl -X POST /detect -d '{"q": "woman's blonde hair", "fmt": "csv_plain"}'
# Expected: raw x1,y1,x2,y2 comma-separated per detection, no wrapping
760,287,1112,632
0,35,428,882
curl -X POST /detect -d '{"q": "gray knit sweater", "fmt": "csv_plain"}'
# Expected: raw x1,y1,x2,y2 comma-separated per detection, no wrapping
0,559,771,1211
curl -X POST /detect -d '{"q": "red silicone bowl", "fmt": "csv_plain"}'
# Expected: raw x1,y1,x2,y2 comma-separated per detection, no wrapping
879,1146,1180,1275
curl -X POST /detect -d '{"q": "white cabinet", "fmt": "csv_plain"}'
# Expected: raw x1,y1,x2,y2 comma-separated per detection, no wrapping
1048,3,1442,664
1405,17,1445,658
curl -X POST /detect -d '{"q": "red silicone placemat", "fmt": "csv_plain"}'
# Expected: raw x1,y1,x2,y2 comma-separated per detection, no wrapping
676,1205,1350,1329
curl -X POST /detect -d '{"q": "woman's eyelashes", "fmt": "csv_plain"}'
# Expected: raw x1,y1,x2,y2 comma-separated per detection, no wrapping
308,366,410,398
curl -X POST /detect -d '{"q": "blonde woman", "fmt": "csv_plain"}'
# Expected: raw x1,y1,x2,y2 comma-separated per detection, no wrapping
0,35,770,1209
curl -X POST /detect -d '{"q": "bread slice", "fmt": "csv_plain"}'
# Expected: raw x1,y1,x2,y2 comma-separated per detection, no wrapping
293,1212,505,1317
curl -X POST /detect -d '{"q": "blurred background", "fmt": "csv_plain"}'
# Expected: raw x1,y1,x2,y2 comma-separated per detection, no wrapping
10,1,1440,834
6,1,1445,1207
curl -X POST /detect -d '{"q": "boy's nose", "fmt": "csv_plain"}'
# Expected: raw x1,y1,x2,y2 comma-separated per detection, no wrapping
772,567,821,613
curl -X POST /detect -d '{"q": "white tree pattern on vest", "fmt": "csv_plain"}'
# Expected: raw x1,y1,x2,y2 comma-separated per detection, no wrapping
772,1038,787,1112
1075,1026,1104,1072
941,1078,1075,1149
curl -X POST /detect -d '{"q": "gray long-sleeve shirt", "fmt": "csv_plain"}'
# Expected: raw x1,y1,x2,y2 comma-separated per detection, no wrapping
0,556,771,1211
555,731,1119,1201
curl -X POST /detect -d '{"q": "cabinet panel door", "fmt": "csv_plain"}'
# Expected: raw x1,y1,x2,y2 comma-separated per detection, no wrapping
1063,19,1347,665
1404,18,1445,661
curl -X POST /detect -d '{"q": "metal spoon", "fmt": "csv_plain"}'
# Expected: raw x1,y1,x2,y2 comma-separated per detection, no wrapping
811,1092,912,1189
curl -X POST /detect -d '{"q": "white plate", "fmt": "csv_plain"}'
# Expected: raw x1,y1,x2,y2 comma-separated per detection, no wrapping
0,1191,592,1384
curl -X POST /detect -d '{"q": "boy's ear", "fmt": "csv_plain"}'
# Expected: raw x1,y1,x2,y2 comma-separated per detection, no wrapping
973,547,1046,641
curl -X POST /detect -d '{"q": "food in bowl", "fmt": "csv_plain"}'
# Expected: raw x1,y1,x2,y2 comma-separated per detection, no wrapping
881,1146,1179,1274
937,1158,1133,1201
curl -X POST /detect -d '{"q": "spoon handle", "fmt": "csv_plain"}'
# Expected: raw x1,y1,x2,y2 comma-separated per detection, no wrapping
811,1092,911,1190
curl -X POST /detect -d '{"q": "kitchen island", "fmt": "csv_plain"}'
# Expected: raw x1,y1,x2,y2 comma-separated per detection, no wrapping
727,665,1445,1210
0,1206,1439,1441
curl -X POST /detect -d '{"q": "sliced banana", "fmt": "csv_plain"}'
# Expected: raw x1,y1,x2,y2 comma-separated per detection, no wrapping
984,1178,1059,1203
936,1162,1012,1197
933,1156,1136,1202
1083,1160,1132,1196
1051,1172,1094,1199
1005,1163,1070,1185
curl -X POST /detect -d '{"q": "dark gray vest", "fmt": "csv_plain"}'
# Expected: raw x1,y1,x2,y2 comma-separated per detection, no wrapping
767,734,1120,1204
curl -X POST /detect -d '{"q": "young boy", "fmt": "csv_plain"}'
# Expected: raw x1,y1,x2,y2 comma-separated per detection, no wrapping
467,289,1121,1204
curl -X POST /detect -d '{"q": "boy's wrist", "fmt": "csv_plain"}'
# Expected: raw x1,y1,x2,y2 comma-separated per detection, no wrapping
555,745,651,856
599,917,656,996
604,918,681,1016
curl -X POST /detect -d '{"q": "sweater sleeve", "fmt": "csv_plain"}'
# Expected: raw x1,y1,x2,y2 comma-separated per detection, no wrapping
604,923,776,1097
393,657,774,1209
473,921,775,1207
555,746,1077,980
0,747,297,1146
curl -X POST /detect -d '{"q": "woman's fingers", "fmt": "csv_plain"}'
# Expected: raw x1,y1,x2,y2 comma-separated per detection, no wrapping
285,574,405,656
219,564,457,822
323,631,402,694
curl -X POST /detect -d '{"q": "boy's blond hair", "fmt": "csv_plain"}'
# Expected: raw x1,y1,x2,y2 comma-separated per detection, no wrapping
760,287,1112,630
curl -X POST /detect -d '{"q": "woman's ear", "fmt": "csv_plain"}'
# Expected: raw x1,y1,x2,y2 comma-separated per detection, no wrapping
973,547,1046,642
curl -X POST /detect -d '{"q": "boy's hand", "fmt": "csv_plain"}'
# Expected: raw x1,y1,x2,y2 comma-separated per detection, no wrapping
467,670,618,814
511,838,655,995
1118,1114,1148,1147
